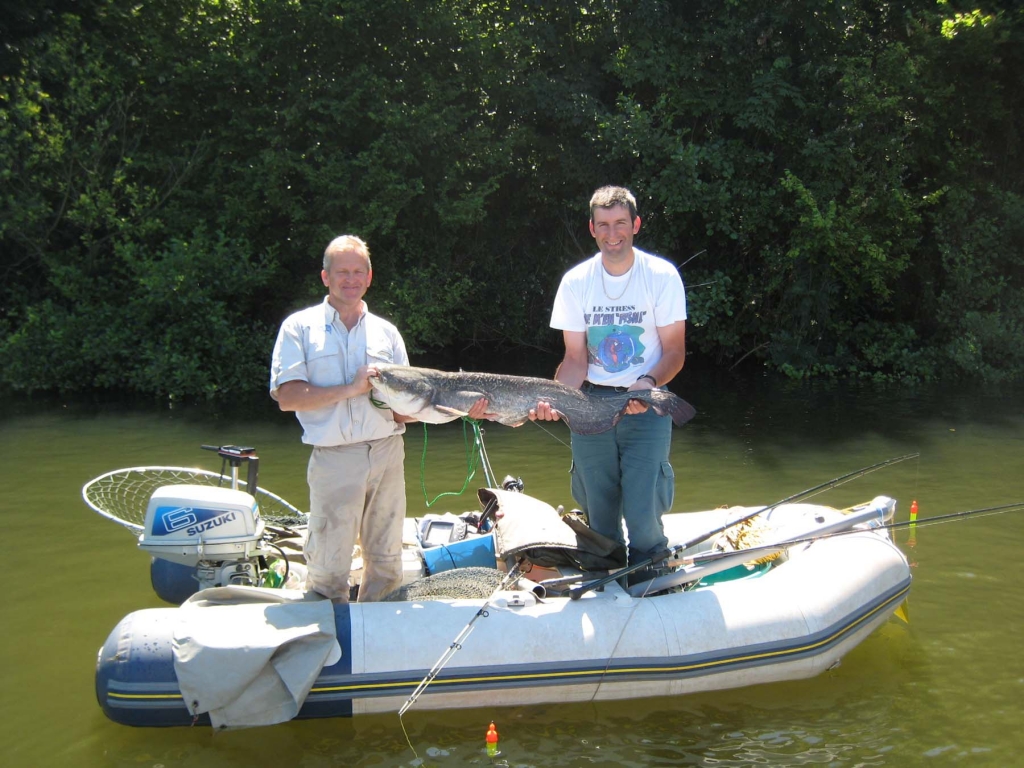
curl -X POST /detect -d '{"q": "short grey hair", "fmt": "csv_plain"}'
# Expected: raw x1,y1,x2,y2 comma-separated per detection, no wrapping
323,235,371,271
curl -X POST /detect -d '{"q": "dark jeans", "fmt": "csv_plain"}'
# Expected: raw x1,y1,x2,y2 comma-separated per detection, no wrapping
569,389,675,563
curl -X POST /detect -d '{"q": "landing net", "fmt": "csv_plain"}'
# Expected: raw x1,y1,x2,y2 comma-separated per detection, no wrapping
82,466,308,535
383,566,506,602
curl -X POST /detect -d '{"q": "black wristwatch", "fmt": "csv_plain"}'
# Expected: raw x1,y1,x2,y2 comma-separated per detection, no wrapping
637,374,657,387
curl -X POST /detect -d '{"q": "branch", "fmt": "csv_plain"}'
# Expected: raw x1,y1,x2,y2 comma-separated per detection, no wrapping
729,341,770,371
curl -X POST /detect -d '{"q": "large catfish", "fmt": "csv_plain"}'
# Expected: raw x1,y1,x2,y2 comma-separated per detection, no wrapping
369,365,695,436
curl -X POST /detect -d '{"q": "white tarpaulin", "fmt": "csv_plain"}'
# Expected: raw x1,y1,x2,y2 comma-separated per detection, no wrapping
172,586,341,729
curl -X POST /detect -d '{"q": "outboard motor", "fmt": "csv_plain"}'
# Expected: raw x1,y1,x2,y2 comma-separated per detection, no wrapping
83,443,309,604
140,484,270,589
140,446,274,602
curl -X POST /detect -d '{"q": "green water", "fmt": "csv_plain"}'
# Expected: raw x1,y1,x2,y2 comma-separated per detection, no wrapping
2,373,1023,767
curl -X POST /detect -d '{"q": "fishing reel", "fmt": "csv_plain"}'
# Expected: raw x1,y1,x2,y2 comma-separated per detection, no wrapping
501,475,524,493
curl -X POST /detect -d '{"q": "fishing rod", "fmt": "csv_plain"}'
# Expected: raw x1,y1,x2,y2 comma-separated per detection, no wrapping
471,421,498,488
569,452,920,600
678,249,707,270
682,500,1024,569
398,563,522,718
621,499,1024,598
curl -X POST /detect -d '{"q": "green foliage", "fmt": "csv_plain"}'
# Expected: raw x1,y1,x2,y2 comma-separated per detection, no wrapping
598,0,1022,381
379,266,477,353
2,0,1023,399
930,188,1024,381
685,270,742,358
0,228,277,398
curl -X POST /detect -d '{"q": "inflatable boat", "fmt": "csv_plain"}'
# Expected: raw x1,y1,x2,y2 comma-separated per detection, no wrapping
86,449,911,727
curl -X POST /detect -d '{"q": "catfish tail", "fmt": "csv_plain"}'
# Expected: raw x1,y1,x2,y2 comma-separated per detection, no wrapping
646,391,697,426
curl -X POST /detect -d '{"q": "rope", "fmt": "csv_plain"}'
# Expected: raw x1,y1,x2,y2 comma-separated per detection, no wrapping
419,419,499,507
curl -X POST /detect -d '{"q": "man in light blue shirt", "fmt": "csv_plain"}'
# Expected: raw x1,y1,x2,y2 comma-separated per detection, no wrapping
270,235,411,603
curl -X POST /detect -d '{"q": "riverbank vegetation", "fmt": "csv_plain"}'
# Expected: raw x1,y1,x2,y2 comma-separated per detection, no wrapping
2,0,1022,399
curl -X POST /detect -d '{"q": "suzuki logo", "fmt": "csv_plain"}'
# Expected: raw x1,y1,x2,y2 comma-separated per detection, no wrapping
161,506,198,532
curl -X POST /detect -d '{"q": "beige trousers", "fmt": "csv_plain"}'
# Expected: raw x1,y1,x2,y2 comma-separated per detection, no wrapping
305,434,406,603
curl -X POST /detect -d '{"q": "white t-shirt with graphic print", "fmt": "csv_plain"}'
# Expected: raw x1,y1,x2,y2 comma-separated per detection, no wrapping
550,249,687,387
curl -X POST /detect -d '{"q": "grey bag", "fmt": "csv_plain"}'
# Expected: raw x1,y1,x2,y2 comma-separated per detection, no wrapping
484,488,626,571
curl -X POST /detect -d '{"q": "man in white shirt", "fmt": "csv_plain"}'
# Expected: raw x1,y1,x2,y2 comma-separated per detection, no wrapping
533,187,688,567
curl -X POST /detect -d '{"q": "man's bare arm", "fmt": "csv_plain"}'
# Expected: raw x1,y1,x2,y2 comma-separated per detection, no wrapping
634,321,686,388
554,330,589,388
274,365,375,412
620,321,685,415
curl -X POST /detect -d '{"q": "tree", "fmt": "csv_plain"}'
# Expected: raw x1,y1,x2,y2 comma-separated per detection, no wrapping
2,0,1022,399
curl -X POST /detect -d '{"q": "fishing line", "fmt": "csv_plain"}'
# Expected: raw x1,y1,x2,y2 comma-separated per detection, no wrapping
398,712,420,762
588,578,649,705
913,459,922,511
528,417,572,450
683,500,1024,567
398,563,523,758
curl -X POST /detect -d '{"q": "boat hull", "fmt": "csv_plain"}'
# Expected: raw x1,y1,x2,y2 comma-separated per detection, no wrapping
96,520,910,726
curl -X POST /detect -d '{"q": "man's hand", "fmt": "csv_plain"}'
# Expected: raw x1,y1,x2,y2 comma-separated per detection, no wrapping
624,377,653,414
352,364,378,395
529,401,562,422
276,367,377,413
467,397,498,421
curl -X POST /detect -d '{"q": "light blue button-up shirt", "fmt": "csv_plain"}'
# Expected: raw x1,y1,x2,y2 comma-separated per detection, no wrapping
270,297,409,446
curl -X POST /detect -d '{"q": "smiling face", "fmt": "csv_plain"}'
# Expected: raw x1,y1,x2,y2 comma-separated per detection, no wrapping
589,204,641,266
321,247,372,312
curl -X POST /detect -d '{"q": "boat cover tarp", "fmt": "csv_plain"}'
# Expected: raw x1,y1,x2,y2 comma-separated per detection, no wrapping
172,586,341,729
483,488,626,570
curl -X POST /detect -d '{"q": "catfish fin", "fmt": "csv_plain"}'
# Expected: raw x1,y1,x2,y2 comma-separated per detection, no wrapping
496,417,527,427
434,405,470,417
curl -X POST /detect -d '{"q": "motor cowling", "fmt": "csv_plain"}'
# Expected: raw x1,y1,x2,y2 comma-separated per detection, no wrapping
139,484,265,566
